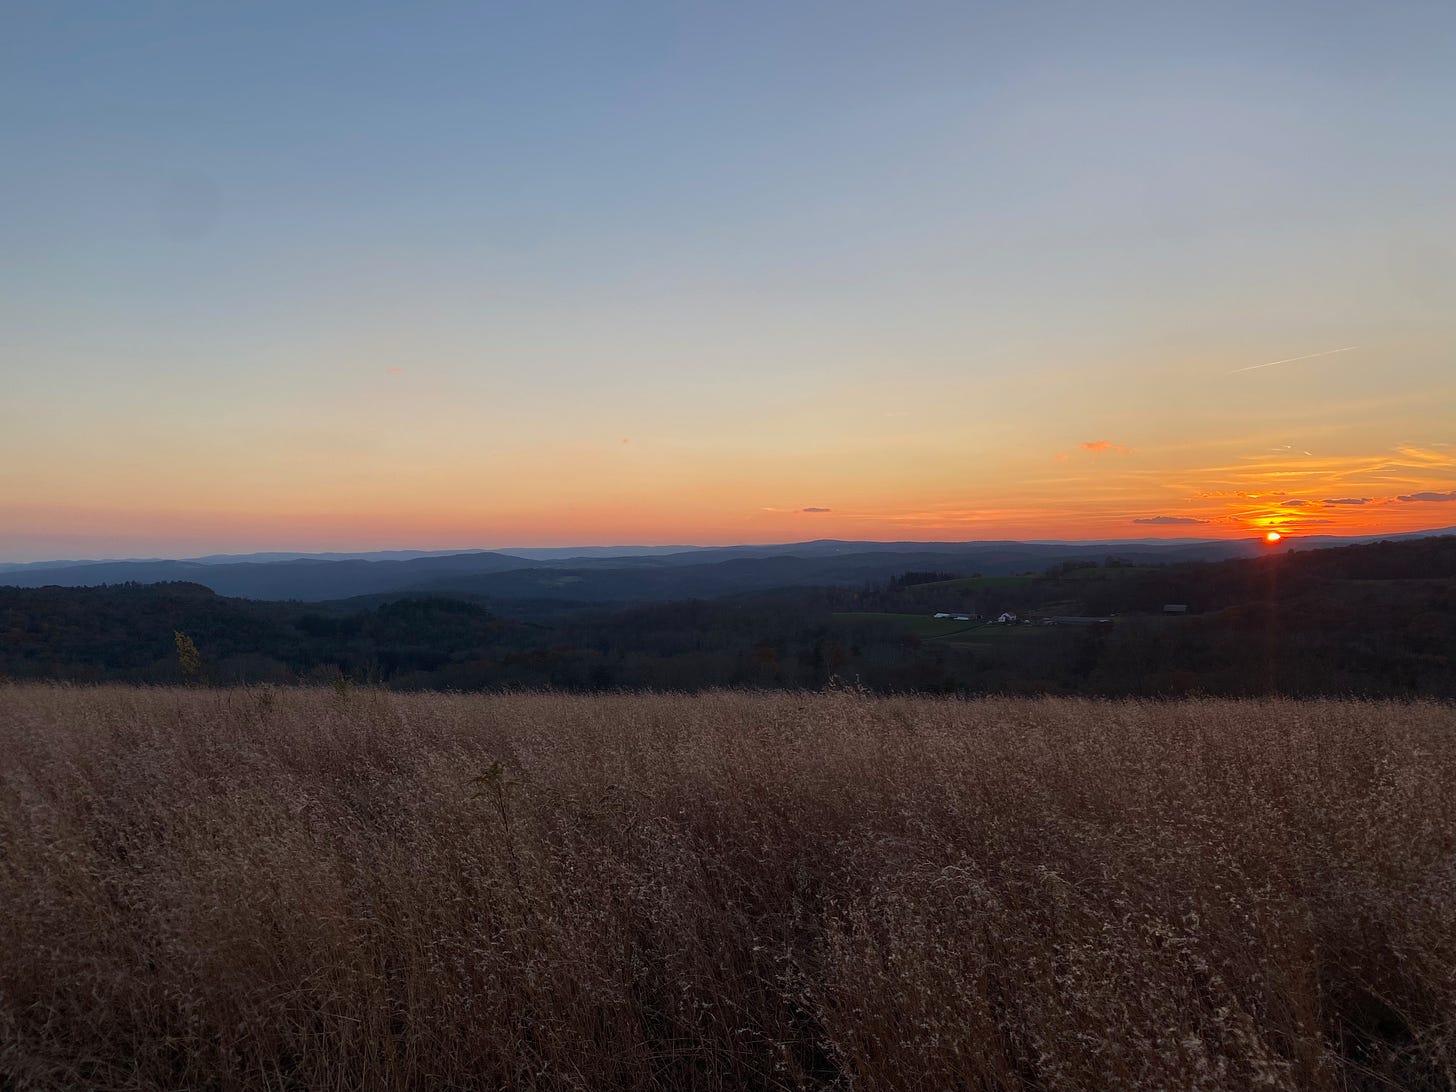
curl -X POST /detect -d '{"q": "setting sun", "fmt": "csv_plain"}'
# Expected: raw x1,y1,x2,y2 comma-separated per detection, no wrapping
1265,531,1283,543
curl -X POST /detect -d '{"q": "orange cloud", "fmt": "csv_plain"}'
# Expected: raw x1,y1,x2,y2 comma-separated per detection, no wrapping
1397,490,1456,502
1081,440,1133,454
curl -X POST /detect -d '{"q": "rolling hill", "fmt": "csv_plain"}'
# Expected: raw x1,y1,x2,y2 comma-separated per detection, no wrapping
4,528,1455,603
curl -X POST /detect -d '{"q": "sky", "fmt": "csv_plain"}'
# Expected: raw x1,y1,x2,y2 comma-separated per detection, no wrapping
3,1,1455,561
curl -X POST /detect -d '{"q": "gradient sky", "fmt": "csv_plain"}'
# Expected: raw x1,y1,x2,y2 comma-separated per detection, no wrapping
4,1,1455,560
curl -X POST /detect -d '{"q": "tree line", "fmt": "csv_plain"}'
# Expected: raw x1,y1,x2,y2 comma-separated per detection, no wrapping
2,537,1453,697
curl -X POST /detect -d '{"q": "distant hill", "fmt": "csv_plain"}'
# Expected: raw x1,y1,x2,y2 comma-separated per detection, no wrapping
5,528,1455,602
0,546,710,573
3,535,1453,696
0,552,540,600
0,539,1263,601
411,544,1267,602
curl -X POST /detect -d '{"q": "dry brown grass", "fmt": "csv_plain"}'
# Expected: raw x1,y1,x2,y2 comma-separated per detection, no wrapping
2,684,1454,1091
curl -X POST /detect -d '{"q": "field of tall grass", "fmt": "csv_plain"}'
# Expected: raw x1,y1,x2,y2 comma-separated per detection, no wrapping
3,684,1454,1090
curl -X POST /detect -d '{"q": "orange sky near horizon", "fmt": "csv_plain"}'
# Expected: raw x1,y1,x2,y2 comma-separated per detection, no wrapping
6,423,1455,559
5,5,1456,562
5,330,1454,559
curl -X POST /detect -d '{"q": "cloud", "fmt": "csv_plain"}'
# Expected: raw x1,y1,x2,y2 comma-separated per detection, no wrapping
1282,499,1309,507
1324,497,1372,506
1397,490,1456,502
801,507,832,513
1133,516,1210,525
1081,440,1133,454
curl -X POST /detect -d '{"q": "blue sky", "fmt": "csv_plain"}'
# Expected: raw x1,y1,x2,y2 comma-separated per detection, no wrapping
3,1,1454,558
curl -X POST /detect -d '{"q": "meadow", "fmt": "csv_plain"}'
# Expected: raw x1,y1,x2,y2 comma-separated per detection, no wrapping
2,684,1454,1090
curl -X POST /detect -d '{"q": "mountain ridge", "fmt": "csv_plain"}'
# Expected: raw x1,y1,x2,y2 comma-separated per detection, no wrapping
5,526,1455,602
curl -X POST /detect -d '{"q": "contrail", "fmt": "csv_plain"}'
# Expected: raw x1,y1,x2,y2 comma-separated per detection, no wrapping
1230,345,1359,374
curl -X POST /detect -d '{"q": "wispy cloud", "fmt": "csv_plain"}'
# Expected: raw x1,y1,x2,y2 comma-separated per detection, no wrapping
1394,446,1456,469
1081,440,1133,454
1229,345,1359,374
1133,515,1210,525
1325,497,1372,506
801,507,832,513
1397,490,1456,502
1147,447,1450,499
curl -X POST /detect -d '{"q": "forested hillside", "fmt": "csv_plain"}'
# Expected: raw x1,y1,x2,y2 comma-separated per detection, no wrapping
3,537,1453,697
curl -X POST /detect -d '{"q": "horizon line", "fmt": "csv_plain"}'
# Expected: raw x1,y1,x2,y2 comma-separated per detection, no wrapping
5,525,1454,568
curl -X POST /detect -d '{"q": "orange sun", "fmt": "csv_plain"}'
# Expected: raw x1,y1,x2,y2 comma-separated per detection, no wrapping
1265,531,1282,543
